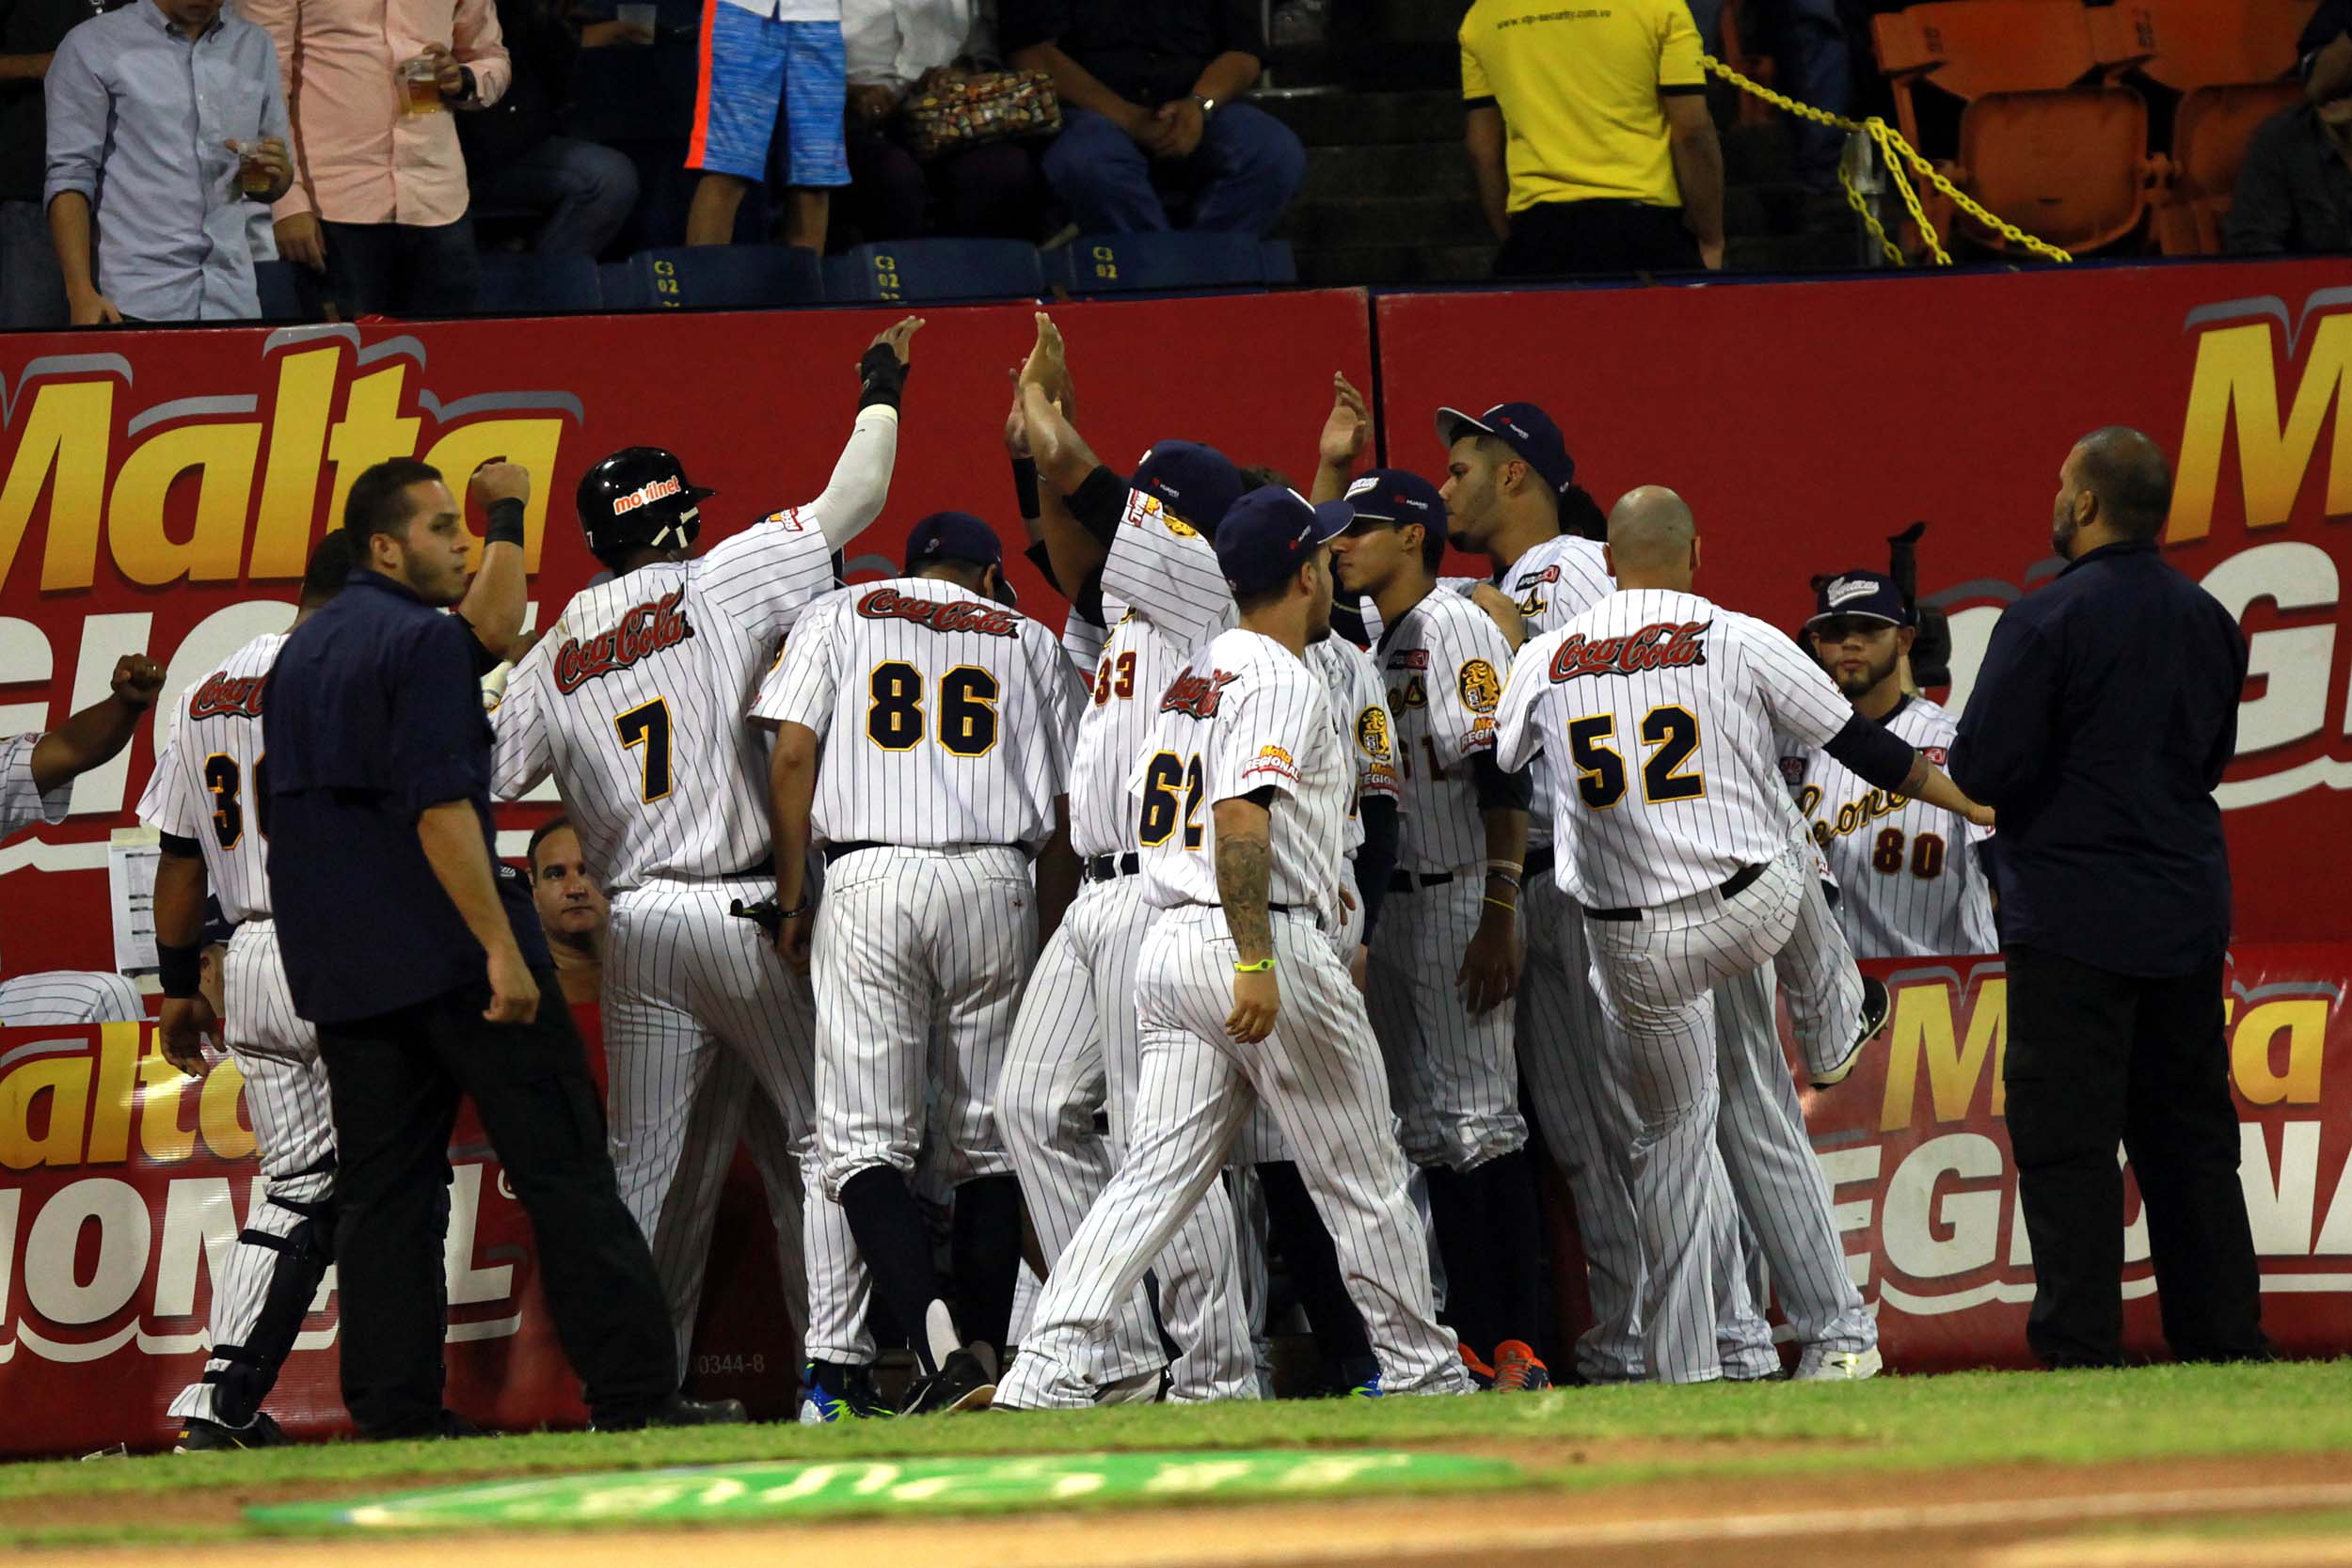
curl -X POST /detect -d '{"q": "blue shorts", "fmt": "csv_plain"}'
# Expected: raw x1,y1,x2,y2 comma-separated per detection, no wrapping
689,8,850,186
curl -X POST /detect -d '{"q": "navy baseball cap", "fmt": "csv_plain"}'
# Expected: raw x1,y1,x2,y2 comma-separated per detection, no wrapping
1216,486,1353,596
1806,570,1912,628
1134,440,1245,532
1435,402,1578,495
905,511,1016,603
1343,467,1449,547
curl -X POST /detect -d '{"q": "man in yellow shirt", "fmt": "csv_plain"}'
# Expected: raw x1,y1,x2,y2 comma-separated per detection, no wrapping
1461,0,1724,277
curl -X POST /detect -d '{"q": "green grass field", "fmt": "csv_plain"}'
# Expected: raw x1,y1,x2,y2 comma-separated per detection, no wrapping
8,1360,2352,1551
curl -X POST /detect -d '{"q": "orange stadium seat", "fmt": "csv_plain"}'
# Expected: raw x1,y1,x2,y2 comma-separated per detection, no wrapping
2152,79,2308,253
1871,2,2159,254
2135,0,2312,90
1952,87,2153,253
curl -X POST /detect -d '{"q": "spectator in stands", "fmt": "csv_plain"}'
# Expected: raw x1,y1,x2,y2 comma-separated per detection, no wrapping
460,0,643,257
0,0,79,329
528,815,608,1005
1682,0,1848,194
682,0,847,252
248,0,509,316
43,0,294,324
841,0,1044,241
1004,0,1303,239
2226,96,2352,255
1460,0,1723,277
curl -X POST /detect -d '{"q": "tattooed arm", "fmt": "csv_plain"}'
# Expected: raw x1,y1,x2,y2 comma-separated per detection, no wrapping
1215,788,1280,1043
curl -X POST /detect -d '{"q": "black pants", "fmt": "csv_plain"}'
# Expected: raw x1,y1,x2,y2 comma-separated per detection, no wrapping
316,971,675,1433
315,215,482,317
1493,198,1701,278
2002,947,2265,1368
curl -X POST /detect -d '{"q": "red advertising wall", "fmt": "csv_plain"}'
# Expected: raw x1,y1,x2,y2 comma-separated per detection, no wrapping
1825,951,2352,1370
0,291,1375,975
0,1006,796,1456
1375,257,2352,946
7,948,2344,1455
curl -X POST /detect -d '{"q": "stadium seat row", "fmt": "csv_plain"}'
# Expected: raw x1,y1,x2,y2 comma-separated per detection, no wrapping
254,234,1298,321
1872,0,2315,255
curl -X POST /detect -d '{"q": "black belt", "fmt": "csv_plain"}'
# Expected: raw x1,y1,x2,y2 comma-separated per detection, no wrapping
819,840,1022,866
1524,847,1554,878
1587,861,1767,922
1387,870,1454,892
1084,851,1141,884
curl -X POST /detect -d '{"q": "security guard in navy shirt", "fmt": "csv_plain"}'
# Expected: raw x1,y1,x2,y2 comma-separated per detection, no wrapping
1953,426,2266,1371
265,457,743,1436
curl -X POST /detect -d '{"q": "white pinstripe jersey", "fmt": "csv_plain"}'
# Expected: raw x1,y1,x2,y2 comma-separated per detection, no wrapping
1,733,68,843
1070,484,1239,858
1377,591,1514,874
491,504,837,894
2,731,71,973
1497,587,1852,910
1487,531,1614,850
1308,635,1399,856
1136,628,1349,930
753,577,1080,850
1782,695,1996,958
137,633,286,923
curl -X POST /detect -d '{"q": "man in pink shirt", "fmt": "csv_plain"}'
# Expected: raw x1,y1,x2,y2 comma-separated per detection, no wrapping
249,0,509,315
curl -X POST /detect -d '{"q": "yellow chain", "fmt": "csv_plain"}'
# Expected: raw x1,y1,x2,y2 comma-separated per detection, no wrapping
1697,55,2074,267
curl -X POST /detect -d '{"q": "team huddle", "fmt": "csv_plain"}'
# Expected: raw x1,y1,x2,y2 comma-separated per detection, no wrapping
85,310,2004,1444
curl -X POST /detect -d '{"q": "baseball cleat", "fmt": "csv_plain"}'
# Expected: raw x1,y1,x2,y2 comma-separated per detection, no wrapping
902,1347,998,1415
1458,1342,1496,1390
173,1413,289,1451
1491,1340,1552,1393
1333,1354,1383,1398
1811,974,1891,1089
1792,1345,1883,1381
800,1361,892,1423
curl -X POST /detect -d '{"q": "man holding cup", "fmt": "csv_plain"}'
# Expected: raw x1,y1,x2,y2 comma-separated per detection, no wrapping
246,0,510,316
42,0,294,323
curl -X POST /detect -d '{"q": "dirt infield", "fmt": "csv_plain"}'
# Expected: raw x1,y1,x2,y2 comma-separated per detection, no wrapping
17,1445,2352,1568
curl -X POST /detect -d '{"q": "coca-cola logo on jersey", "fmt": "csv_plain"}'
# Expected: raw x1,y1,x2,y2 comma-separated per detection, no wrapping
1549,620,1710,681
854,587,1022,638
552,591,697,693
1160,668,1238,719
186,672,268,720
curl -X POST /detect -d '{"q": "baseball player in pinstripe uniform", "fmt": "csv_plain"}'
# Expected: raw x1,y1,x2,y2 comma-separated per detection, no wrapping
139,491,528,1449
997,485,1470,1410
996,423,1261,1405
1497,486,1990,1384
0,653,164,1027
758,510,1081,1417
493,319,919,1418
1323,465,1547,1391
1789,571,1997,960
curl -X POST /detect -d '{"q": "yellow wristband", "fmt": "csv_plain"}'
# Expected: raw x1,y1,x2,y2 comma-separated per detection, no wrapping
1232,956,1275,974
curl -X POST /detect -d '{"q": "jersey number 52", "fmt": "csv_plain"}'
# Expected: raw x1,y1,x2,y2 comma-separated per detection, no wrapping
1566,706,1705,809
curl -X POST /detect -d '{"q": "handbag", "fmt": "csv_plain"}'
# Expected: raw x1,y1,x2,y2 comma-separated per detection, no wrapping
899,70,1062,160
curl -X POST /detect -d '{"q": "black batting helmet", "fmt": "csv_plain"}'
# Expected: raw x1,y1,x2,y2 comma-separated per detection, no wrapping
576,447,714,564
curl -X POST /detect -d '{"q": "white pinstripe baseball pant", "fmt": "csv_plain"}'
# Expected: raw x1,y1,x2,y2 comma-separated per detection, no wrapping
167,921,335,1425
1582,847,1808,1384
811,846,1029,1195
1713,958,1875,1355
997,905,1470,1409
1520,876,1778,1382
1365,877,1527,1173
998,873,1256,1401
603,880,867,1372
